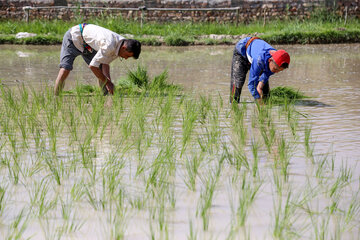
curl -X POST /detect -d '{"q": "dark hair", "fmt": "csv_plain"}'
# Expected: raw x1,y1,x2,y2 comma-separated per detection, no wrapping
281,63,289,69
124,39,141,59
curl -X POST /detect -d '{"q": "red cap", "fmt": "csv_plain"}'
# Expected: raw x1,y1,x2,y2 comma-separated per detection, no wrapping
271,49,290,67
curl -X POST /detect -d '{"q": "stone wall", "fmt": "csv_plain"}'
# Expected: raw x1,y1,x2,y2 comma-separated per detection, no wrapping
1,0,359,22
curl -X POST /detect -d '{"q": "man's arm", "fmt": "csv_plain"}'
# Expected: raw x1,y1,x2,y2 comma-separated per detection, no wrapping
101,64,111,81
89,65,114,94
257,81,264,99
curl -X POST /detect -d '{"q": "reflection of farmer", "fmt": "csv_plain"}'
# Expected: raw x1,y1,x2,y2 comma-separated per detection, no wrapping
230,37,290,103
55,23,141,95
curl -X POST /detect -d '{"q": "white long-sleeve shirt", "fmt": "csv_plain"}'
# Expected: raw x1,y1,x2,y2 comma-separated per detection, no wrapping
70,24,125,67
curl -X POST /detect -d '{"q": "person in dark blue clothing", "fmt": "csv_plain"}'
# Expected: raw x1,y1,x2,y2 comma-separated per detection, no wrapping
230,37,290,103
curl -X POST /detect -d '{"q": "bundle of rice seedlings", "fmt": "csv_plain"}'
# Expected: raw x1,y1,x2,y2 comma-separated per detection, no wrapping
267,86,308,104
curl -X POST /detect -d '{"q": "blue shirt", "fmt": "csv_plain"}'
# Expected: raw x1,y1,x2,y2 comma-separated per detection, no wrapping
235,37,276,99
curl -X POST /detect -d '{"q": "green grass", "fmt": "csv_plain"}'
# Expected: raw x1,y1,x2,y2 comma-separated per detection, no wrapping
0,14,359,45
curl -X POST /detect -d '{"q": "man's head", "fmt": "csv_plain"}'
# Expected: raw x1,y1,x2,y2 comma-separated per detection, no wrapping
119,39,141,59
269,49,290,73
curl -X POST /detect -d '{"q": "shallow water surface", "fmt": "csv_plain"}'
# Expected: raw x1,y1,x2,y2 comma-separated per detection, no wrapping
0,44,359,239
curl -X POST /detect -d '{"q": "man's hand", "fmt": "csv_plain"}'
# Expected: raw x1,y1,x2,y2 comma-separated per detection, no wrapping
90,65,114,95
106,80,114,95
257,81,264,99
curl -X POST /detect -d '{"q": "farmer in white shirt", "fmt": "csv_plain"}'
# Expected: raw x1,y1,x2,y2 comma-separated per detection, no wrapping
54,23,141,95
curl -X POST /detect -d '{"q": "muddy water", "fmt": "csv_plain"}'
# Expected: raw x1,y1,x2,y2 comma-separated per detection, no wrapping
1,44,360,239
1,44,359,161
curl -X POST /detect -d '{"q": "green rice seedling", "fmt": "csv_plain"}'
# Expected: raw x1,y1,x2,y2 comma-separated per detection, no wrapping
315,154,328,181
287,107,300,139
339,161,352,183
106,202,128,240
259,113,277,154
328,190,341,215
304,124,314,160
120,112,133,142
61,104,79,143
86,91,106,136
57,212,84,236
250,138,260,178
78,133,97,179
197,105,221,154
208,105,221,151
227,142,249,171
39,216,63,240
343,190,360,231
0,184,7,217
231,102,248,146
28,178,58,218
272,167,284,196
157,194,167,232
329,177,344,199
272,191,299,239
236,149,250,171
161,90,175,117
188,219,197,240
198,95,212,124
6,208,29,240
197,177,215,231
327,163,351,199
147,188,171,238
43,153,63,185
184,152,204,191
149,69,181,94
268,86,308,105
131,94,155,174
146,139,176,194
56,196,85,237
167,180,176,209
3,154,19,185
181,99,199,156
70,181,86,202
275,134,293,181
44,104,62,156
197,156,224,231
101,154,126,201
330,155,335,173
128,193,147,210
222,143,237,171
236,173,262,227
256,100,272,126
308,206,331,240
84,183,103,211
127,64,149,88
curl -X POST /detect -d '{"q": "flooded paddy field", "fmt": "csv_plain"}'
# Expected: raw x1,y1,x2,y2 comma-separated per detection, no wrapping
0,44,359,239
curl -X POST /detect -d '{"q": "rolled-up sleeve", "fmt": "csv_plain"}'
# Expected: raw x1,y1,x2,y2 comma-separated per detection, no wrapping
259,72,270,84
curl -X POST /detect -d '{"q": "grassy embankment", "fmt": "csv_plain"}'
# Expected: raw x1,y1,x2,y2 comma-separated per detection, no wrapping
0,10,359,46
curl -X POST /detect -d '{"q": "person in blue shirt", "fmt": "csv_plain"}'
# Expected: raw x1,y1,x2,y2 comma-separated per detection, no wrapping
230,37,290,103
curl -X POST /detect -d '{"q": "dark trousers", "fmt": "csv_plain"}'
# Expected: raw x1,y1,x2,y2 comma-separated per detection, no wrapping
230,48,270,103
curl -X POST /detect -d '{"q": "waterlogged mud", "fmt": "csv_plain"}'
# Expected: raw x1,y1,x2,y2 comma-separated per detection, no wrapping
0,44,359,239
